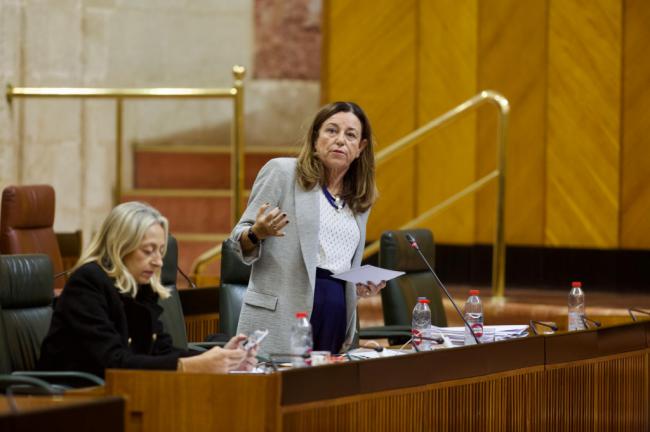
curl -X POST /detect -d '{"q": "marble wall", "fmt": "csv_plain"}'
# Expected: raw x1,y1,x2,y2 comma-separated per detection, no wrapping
0,0,320,237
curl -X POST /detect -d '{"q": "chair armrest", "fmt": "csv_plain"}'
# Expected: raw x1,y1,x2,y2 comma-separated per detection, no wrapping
358,325,411,339
13,371,104,388
188,341,226,352
0,374,62,395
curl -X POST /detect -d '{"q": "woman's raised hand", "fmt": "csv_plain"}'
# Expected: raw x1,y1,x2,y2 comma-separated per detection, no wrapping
356,280,386,298
252,203,290,240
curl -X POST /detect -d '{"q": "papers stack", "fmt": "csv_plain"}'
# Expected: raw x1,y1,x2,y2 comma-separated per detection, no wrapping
347,348,409,360
430,325,529,346
333,264,405,285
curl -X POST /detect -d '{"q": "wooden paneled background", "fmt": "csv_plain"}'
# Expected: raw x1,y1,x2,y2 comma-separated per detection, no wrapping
322,0,650,250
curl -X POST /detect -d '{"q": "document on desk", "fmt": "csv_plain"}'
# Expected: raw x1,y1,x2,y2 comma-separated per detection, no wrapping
332,265,404,285
347,348,409,360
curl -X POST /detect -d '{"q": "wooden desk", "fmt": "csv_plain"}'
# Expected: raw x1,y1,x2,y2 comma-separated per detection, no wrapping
0,394,125,432
106,321,650,431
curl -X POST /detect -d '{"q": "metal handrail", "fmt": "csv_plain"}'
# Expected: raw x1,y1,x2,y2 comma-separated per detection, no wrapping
6,65,246,226
189,90,510,294
367,90,509,299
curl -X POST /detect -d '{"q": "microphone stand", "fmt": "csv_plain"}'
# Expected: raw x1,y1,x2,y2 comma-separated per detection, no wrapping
177,266,197,289
405,234,481,345
266,353,311,371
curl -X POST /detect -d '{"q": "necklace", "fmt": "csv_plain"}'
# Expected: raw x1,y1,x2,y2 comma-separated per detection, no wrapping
322,185,345,211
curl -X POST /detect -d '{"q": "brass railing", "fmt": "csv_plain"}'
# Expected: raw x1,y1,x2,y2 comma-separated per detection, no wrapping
5,65,246,227
190,90,509,297
366,90,509,299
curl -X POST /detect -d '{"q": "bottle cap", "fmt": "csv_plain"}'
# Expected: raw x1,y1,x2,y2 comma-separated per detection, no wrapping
417,298,430,304
295,312,307,318
571,281,582,288
469,289,480,296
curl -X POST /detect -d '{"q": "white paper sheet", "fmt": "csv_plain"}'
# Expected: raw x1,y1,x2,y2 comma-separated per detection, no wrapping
332,264,405,285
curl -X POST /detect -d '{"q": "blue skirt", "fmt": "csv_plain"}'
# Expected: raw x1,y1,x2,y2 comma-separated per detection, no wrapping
310,267,347,353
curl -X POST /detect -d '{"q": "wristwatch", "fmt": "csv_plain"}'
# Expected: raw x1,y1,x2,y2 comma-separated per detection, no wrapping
247,227,261,245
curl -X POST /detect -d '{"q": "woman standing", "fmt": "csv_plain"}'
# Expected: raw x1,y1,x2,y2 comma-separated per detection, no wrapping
230,101,385,355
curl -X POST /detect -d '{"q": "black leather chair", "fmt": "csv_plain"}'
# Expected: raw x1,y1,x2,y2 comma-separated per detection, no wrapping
0,254,54,372
379,229,446,327
360,229,447,344
218,239,250,339
158,235,189,350
0,254,103,391
158,235,224,350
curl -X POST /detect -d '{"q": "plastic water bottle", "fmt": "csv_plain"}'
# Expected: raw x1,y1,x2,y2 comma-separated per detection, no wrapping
412,297,432,351
290,312,313,367
568,281,586,331
464,289,483,345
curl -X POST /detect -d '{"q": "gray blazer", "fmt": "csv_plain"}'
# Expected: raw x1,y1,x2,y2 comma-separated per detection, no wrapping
229,157,369,355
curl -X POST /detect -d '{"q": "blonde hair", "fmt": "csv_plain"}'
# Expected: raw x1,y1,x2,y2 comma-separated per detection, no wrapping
296,101,378,213
75,201,170,299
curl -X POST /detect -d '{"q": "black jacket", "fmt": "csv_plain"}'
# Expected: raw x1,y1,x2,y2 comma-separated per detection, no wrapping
38,262,195,377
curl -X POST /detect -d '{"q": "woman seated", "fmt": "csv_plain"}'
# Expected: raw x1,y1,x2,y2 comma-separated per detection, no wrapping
38,201,255,377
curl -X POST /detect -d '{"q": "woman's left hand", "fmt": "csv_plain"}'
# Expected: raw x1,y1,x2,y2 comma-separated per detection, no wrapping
356,280,386,298
226,334,258,371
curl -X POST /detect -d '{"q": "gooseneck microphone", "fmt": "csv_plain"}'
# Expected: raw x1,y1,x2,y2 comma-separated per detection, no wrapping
405,233,480,344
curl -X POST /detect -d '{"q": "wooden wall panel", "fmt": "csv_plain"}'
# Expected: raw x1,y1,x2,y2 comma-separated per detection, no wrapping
322,0,644,252
476,0,547,245
417,0,477,245
620,0,650,248
546,0,622,248
322,0,418,241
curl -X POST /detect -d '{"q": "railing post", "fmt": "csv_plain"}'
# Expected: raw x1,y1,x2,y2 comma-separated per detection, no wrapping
115,98,123,206
231,65,246,226
488,92,509,301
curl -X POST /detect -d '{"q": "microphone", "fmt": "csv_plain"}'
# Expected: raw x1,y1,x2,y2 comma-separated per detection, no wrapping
529,320,558,335
265,352,311,371
405,233,480,344
54,270,68,280
177,266,197,289
581,315,601,329
628,307,650,322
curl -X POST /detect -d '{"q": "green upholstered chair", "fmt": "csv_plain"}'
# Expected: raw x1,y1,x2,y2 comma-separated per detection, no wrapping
379,229,447,328
218,239,250,339
0,254,103,391
0,254,54,372
158,235,222,350
359,229,446,345
158,235,189,350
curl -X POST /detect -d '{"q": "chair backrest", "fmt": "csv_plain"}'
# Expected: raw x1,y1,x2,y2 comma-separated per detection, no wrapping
0,254,54,371
0,185,64,289
379,229,447,327
158,235,189,349
218,239,250,338
0,303,13,374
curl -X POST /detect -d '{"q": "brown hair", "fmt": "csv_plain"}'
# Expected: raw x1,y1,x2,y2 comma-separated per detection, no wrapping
296,101,377,213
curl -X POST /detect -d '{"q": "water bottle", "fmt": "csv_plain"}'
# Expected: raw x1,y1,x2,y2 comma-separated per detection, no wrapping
412,297,432,351
568,281,586,331
290,312,313,367
464,289,483,345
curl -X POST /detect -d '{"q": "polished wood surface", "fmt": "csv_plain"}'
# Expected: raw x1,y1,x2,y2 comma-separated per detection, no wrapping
322,0,418,241
546,0,622,248
417,0,477,245
0,394,124,432
323,0,650,249
105,321,650,431
106,370,281,432
476,0,547,245
184,312,218,342
621,0,650,248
